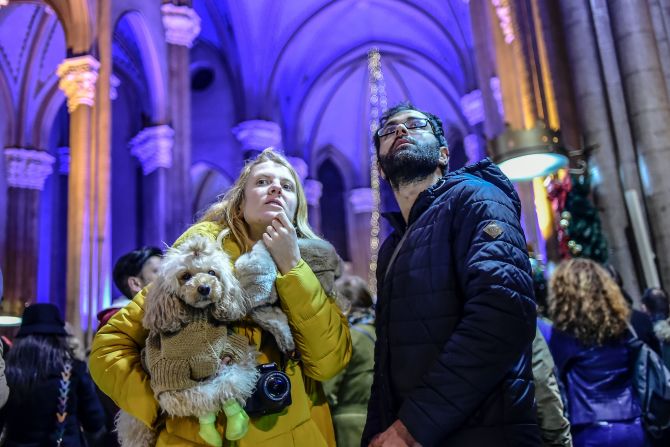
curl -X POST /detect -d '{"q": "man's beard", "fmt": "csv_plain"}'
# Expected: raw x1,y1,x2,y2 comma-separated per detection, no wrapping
378,136,441,190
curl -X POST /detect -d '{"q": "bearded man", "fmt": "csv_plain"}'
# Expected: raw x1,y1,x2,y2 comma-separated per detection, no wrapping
362,103,541,447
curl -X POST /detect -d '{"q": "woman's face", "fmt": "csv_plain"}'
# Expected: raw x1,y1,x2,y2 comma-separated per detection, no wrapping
242,161,299,240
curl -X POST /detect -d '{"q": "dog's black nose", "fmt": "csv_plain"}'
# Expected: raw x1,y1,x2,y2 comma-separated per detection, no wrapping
197,285,210,296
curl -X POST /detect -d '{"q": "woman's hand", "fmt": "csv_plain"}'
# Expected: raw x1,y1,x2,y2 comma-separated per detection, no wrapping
263,211,301,275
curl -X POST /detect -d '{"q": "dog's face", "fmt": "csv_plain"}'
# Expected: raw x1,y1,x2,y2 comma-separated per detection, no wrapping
144,236,252,332
168,237,245,316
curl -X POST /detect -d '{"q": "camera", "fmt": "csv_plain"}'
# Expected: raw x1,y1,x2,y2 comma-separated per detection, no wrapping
244,362,292,417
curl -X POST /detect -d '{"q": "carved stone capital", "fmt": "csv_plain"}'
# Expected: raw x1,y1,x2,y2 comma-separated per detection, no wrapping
129,125,174,175
5,148,55,190
161,4,201,48
232,120,283,154
304,179,323,206
461,89,484,126
287,156,308,181
56,55,100,113
349,188,375,214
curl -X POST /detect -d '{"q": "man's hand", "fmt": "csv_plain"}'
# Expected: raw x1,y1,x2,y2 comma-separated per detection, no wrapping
369,420,422,447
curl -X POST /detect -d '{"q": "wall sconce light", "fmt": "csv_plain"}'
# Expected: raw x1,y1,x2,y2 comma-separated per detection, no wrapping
489,122,568,181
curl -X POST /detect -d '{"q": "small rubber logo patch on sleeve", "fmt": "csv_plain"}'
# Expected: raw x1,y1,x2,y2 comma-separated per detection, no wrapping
483,222,503,239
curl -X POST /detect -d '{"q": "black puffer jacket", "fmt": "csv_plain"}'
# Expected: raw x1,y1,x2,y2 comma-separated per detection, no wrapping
362,160,540,446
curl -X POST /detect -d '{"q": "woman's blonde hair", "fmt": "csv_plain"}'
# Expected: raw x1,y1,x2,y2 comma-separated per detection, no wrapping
199,148,319,252
548,258,630,346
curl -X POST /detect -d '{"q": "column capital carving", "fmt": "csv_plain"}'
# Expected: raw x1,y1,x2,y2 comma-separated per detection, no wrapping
56,55,100,113
349,187,375,214
129,125,174,175
304,179,323,206
461,89,484,126
232,120,283,154
287,156,308,181
161,4,201,48
5,148,55,190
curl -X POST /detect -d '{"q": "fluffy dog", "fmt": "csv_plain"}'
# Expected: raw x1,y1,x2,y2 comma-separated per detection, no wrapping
116,236,259,447
234,237,342,354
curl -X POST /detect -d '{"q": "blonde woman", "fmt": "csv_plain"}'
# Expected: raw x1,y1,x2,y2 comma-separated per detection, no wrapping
90,148,352,446
546,258,647,447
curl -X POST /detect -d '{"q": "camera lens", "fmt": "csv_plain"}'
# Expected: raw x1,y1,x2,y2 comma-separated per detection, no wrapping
263,372,289,401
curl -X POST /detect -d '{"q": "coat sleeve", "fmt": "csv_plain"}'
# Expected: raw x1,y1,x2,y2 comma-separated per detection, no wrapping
361,330,383,446
75,361,106,433
532,328,573,447
397,183,537,446
276,259,352,381
88,291,159,428
0,345,9,409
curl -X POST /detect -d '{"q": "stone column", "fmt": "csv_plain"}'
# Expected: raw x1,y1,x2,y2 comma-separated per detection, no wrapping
469,0,505,138
347,188,374,281
57,55,100,336
608,0,670,288
460,89,486,162
129,125,174,246
162,3,200,242
232,120,283,160
304,179,322,234
558,0,641,294
3,148,55,316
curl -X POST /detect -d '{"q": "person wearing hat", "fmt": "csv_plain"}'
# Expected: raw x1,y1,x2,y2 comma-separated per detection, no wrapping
0,303,105,446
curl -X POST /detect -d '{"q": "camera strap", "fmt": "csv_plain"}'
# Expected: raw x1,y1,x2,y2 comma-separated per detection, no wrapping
279,349,301,371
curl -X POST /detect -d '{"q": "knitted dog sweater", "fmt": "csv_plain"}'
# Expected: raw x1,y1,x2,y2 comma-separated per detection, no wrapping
145,312,251,396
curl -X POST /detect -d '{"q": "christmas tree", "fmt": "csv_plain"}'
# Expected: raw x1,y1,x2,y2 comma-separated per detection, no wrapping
559,173,608,264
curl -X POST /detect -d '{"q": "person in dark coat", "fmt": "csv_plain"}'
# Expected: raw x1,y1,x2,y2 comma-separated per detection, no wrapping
324,275,376,447
605,264,661,353
361,103,540,447
545,259,647,447
0,303,105,446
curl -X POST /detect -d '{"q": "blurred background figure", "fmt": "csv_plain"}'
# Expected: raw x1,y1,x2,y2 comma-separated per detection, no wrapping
546,258,647,447
97,246,162,330
605,264,660,354
324,275,375,447
642,287,670,370
0,303,104,446
94,246,162,447
0,268,9,410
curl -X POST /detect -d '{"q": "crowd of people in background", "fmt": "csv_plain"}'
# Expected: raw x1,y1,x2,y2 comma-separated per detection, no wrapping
0,104,668,446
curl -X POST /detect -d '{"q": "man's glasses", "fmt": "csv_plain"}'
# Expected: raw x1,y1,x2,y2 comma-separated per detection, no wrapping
376,118,433,138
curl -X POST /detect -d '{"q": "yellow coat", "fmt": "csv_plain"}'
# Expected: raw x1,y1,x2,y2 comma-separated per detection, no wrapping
89,222,352,446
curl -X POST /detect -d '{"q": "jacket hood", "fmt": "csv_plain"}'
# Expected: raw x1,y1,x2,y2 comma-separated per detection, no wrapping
384,158,521,232
654,319,670,342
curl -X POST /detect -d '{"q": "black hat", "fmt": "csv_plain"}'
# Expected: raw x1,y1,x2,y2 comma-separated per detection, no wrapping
16,303,67,338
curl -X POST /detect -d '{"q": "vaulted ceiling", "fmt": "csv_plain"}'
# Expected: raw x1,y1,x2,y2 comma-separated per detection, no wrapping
192,0,478,179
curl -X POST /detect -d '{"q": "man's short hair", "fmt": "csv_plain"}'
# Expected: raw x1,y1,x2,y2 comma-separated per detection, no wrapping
373,102,449,156
642,287,670,321
112,247,162,299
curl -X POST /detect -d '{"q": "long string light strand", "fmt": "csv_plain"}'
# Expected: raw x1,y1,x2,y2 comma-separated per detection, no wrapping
367,48,387,296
